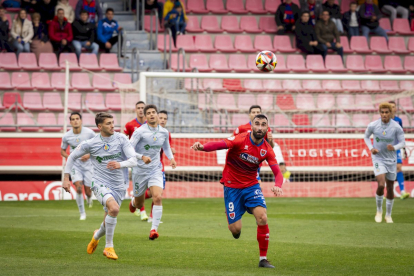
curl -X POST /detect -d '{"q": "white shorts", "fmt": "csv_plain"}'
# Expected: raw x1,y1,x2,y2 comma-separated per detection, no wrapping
132,169,164,197
373,160,397,181
92,182,123,212
70,166,92,187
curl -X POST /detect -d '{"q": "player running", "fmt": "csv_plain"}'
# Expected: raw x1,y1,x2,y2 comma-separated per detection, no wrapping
62,113,150,260
191,114,283,269
60,112,95,220
389,101,409,199
364,103,406,223
129,105,177,240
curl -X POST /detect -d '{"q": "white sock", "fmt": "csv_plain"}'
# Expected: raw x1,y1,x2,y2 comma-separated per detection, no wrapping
151,205,163,231
386,199,394,217
105,215,117,248
260,256,267,261
76,193,85,214
94,222,105,240
86,196,92,205
401,190,405,194
131,197,136,208
376,195,383,213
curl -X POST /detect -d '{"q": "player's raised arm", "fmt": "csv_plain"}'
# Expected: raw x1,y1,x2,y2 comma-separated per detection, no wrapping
63,142,89,193
364,123,378,155
191,140,228,152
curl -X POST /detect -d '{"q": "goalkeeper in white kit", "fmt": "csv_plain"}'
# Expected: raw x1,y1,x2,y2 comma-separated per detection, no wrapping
364,103,405,224
62,113,150,260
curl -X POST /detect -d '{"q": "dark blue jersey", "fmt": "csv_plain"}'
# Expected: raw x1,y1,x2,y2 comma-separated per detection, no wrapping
393,116,403,128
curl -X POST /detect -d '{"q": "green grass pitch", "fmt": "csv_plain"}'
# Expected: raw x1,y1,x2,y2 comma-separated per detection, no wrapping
1,198,413,276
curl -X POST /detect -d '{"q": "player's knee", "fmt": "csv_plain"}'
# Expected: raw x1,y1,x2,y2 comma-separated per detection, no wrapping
228,224,241,234
135,197,144,209
109,205,120,216
152,194,162,205
256,213,268,225
76,187,82,194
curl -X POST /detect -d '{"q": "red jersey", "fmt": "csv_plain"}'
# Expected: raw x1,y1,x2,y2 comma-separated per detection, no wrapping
160,132,172,172
233,121,271,140
221,132,278,189
124,118,145,138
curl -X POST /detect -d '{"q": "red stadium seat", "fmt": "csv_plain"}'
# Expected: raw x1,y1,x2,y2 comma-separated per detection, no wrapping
393,18,414,35
212,113,226,131
352,114,371,132
340,36,352,54
340,0,351,13
398,97,414,112
238,94,256,110
404,56,414,73
209,54,231,72
292,114,314,132
254,35,274,51
215,35,236,52
408,38,414,52
93,73,115,91
185,78,204,91
100,54,122,71
316,94,334,109
18,113,39,132
0,72,12,89
240,16,261,33
226,0,248,14
200,16,222,33
171,54,190,72
262,79,283,92
198,94,212,110
265,0,281,13
273,113,293,133
190,54,211,72
195,35,215,52
12,72,31,90
203,79,225,91
59,53,81,71
322,80,342,92
336,94,355,111
18,53,38,70
43,92,64,111
380,81,402,93
334,114,353,132
379,18,395,35
325,55,347,72
144,15,164,32
302,80,323,92
217,94,237,111
296,94,316,111
31,72,52,91
157,34,177,51
273,35,296,53
388,37,409,54
234,35,255,52
221,16,242,33
229,54,250,72
247,54,261,72
384,56,405,74
67,93,82,111
186,16,203,33
187,0,209,13
246,0,267,13
257,94,274,110
51,72,72,90
365,55,386,73
342,80,362,92
82,113,98,131
0,53,20,70
306,55,327,72
38,113,61,132
259,17,278,33
312,114,333,133
0,113,15,131
355,94,375,111
3,92,22,110
399,81,414,91
350,36,372,54
244,79,264,92
85,93,106,111
373,94,392,109
272,55,289,73
23,92,44,111
346,55,366,72
360,80,380,92
113,74,132,90
282,79,302,91
232,114,250,128
276,94,296,110
79,54,100,71
72,73,93,91
223,79,245,92
286,55,307,72
206,0,228,13
370,37,391,54
39,53,59,70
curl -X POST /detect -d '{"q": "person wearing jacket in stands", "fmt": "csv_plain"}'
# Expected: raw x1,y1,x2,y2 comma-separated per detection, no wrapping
164,1,185,46
342,2,360,38
163,0,187,22
322,0,343,33
72,9,98,58
315,10,343,60
275,0,300,35
49,8,73,54
359,0,388,42
97,8,123,53
295,11,326,56
35,0,58,25
11,9,33,56
300,0,323,25
75,0,103,24
30,12,53,60
55,0,75,23
0,7,12,52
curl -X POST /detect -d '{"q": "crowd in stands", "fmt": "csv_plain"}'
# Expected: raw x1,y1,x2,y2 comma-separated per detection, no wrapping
0,0,122,61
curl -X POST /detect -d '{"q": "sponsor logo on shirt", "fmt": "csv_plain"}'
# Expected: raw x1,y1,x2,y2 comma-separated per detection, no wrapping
144,144,162,150
239,153,259,164
244,145,248,150
375,137,393,143
96,152,122,163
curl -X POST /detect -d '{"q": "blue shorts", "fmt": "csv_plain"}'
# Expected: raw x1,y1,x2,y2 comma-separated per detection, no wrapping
397,150,402,164
256,167,261,181
162,172,166,189
224,183,267,224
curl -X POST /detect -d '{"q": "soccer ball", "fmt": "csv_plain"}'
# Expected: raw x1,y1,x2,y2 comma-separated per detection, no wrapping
255,51,277,72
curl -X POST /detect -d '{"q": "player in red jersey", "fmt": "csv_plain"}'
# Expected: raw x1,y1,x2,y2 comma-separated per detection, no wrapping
191,114,283,269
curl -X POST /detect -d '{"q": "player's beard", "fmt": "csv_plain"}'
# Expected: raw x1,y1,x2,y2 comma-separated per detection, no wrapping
252,129,266,140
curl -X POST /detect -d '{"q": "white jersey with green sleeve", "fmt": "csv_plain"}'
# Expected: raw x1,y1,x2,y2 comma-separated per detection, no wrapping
61,127,95,169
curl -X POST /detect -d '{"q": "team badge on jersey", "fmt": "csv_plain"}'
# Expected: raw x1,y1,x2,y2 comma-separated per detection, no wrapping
153,136,157,141
229,212,235,219
103,143,110,151
75,138,80,143
260,149,267,157
382,130,386,135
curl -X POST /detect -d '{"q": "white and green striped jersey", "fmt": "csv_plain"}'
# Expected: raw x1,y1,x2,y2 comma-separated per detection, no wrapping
61,127,95,169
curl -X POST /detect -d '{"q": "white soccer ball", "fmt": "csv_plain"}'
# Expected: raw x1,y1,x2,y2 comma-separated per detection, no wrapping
255,51,277,72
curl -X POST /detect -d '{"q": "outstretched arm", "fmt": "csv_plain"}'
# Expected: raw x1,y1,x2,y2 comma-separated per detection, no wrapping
191,141,228,152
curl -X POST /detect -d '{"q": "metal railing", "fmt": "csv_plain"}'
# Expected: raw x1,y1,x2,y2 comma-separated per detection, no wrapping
177,48,186,72
117,30,125,61
163,27,173,69
148,9,159,50
136,0,145,31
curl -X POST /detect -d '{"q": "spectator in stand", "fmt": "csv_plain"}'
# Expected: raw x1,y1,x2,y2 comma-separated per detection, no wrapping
342,2,360,38
0,6,12,52
163,0,187,23
359,0,388,42
11,9,33,56
299,0,323,25
275,0,300,35
97,8,123,53
295,11,326,56
72,10,98,59
380,0,409,23
1,0,21,9
55,0,75,23
49,8,73,54
35,0,58,25
30,12,53,60
75,0,103,24
21,0,37,12
315,10,343,60
322,0,343,34
164,1,186,46
134,0,164,24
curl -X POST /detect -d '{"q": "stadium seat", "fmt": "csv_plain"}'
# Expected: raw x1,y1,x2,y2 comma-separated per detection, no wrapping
157,34,177,51
399,81,414,91
325,55,347,72
262,79,283,92
345,55,366,72
12,72,31,90
352,114,371,132
247,54,261,72
340,0,351,13
18,113,39,132
226,0,248,14
31,72,52,91
296,94,316,111
360,80,380,92
392,18,414,35
408,38,414,52
223,79,245,92
240,16,261,33
82,113,98,131
322,80,342,92
85,93,106,111
0,113,16,131
254,35,274,51
388,37,409,54
306,55,327,72
200,16,222,33
206,0,228,13
312,114,333,133
334,114,354,132
273,113,293,133
370,37,391,54
43,93,64,111
238,94,256,110
187,0,209,13
221,16,242,33
59,53,81,71
185,78,204,91
276,94,296,110
286,55,307,72
398,97,414,112
217,94,237,111
209,54,231,72
282,79,302,91
234,35,255,52
113,74,132,91
0,72,12,89
195,35,215,52
316,94,334,109
384,56,405,74
340,36,352,54
342,80,363,92
302,80,323,92
404,56,414,73
51,73,71,90
355,94,375,111
350,36,372,53
265,0,281,13
18,53,38,70
336,94,355,111
373,94,391,109
203,79,225,91
38,113,61,132
292,114,314,132
231,114,250,129
3,92,22,110
79,54,100,71
123,93,140,111
198,94,212,110
100,53,123,71
379,81,402,93
92,73,115,91
215,35,237,52
186,16,203,33
67,93,82,111
246,0,266,13
364,55,386,73
171,54,190,72
144,15,165,32
259,17,277,33
379,18,395,35
272,55,289,72
23,92,44,111
244,79,264,92
257,94,274,110
229,54,250,72
72,73,93,91
273,35,296,52
39,53,59,70
212,113,226,131
190,54,211,72
0,53,19,70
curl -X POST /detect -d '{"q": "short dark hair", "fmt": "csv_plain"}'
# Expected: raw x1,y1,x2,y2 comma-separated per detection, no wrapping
350,2,357,5
159,110,168,116
279,162,286,166
388,101,396,105
69,112,82,120
106,8,114,14
252,114,268,122
57,8,64,13
80,9,88,15
301,11,310,16
95,112,113,126
322,10,330,15
136,101,145,106
144,104,158,115
249,105,262,114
